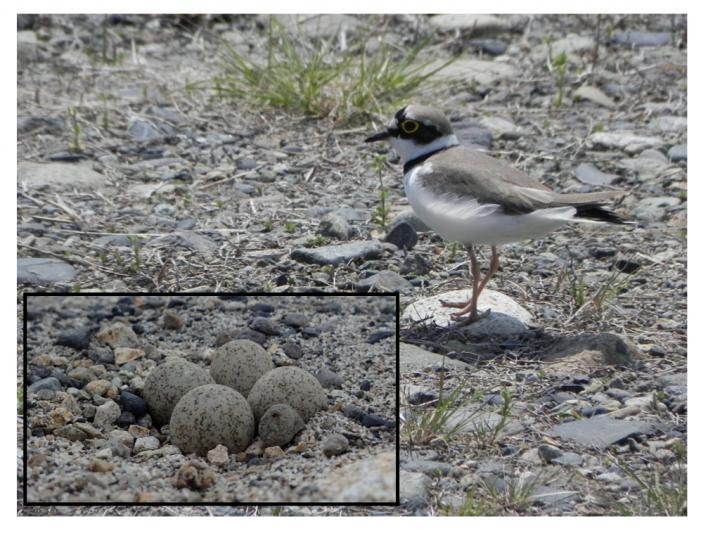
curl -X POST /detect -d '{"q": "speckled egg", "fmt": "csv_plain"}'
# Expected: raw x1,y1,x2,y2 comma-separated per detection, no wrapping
210,339,274,396
258,403,305,447
169,384,255,455
143,359,214,426
248,366,327,422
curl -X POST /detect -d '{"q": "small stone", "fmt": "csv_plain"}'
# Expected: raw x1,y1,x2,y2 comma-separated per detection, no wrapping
85,379,112,397
283,342,303,360
282,313,310,327
319,213,354,240
18,258,76,285
537,444,563,464
367,329,395,344
28,377,62,394
357,270,411,292
116,411,135,428
163,309,185,330
290,240,388,266
611,30,671,47
249,317,284,336
96,322,140,349
400,253,432,276
55,328,91,350
573,85,616,108
48,407,73,429
88,458,114,473
207,444,230,467
263,446,284,459
119,391,147,418
315,367,345,389
134,436,161,453
94,400,121,430
128,425,151,439
174,462,216,491
323,434,350,457
384,221,417,250
54,425,89,441
114,347,145,366
668,144,687,163
574,162,620,186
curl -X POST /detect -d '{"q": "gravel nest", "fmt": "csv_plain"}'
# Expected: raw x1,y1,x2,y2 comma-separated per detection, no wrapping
22,295,397,504
17,14,686,516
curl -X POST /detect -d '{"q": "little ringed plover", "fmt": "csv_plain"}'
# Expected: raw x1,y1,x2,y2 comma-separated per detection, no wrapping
365,105,630,323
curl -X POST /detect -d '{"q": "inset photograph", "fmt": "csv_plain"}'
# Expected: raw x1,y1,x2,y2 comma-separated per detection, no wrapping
22,294,398,505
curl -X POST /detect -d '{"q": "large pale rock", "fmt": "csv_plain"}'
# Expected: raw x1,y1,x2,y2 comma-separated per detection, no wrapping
17,161,107,191
403,289,532,336
422,58,518,86
315,452,396,503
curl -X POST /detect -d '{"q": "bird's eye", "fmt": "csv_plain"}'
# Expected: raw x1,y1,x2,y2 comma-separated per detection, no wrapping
401,120,420,134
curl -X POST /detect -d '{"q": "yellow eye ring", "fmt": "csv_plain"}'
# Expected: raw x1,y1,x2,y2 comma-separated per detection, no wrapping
401,120,420,134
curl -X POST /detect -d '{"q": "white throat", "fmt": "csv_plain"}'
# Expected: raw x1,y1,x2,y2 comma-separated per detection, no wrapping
390,134,459,164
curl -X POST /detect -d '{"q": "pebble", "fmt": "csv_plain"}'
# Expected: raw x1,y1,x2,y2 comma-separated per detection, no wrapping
367,329,395,344
588,131,663,154
207,444,230,466
315,368,345,389
55,328,91,350
283,342,303,359
574,162,619,186
128,424,151,439
549,416,654,449
323,434,350,457
134,436,161,453
611,30,672,47
174,462,216,491
119,391,147,418
384,221,417,250
116,411,136,428
470,38,508,56
163,309,185,330
263,446,285,459
114,347,145,366
85,379,113,396
668,144,687,162
17,258,76,285
282,313,310,327
88,458,114,473
28,376,62,394
249,317,284,336
93,399,122,430
290,241,389,266
400,253,432,276
356,270,411,292
319,213,354,240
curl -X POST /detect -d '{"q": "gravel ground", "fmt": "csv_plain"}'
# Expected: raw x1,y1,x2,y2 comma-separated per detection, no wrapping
17,14,686,516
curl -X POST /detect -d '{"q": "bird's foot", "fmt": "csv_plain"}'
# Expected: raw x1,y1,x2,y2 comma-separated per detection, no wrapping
440,298,471,309
451,307,491,326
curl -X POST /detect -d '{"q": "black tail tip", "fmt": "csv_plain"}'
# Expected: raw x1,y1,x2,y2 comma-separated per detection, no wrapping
575,204,633,225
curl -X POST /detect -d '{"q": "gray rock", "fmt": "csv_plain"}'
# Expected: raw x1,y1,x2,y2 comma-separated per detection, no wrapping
133,436,161,453
391,208,430,233
633,196,681,222
470,38,508,56
127,118,176,141
384,221,417,250
400,471,432,504
537,444,563,463
93,400,122,430
588,132,664,154
249,317,284,336
574,163,620,186
549,415,655,449
404,459,454,477
668,144,687,162
315,367,345,389
28,377,62,394
400,253,432,276
17,161,106,190
319,213,354,240
17,115,67,136
552,452,584,466
357,270,412,292
611,30,672,47
92,235,134,248
18,258,76,285
618,156,671,182
281,313,310,327
290,241,389,266
422,58,518,86
323,433,350,457
169,384,255,455
248,366,327,422
315,451,396,503
399,343,473,372
650,115,687,133
403,289,532,335
258,403,305,447
573,85,616,108
478,116,529,140
429,14,507,32
149,231,218,257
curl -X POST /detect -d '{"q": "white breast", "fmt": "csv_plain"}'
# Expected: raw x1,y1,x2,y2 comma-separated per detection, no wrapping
404,163,578,246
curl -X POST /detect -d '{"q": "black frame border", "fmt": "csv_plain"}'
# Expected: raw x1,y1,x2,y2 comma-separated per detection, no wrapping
22,291,401,508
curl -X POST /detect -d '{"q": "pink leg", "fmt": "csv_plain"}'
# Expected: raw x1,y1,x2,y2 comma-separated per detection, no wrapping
451,246,500,323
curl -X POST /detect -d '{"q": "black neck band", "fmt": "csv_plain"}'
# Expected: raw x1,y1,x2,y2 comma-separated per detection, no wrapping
403,145,457,174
